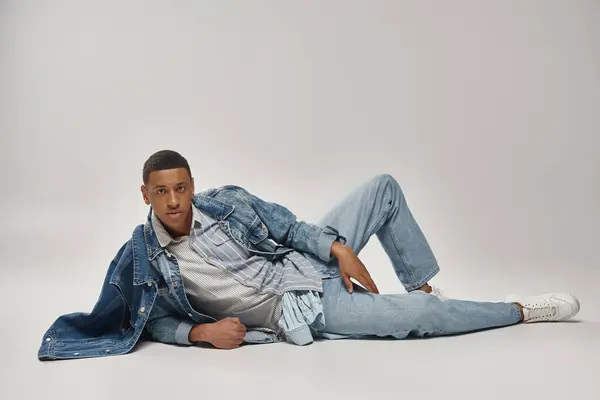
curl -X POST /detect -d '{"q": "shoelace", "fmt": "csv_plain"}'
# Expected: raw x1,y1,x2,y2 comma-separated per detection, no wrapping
524,301,558,321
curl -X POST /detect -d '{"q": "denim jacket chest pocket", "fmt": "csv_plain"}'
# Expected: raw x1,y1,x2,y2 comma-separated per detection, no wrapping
246,219,269,244
215,215,268,246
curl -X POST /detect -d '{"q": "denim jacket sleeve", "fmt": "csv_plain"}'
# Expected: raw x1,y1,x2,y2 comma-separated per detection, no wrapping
145,296,196,346
145,314,196,346
231,186,347,262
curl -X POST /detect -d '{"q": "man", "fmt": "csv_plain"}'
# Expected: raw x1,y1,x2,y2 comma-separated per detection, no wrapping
38,150,580,360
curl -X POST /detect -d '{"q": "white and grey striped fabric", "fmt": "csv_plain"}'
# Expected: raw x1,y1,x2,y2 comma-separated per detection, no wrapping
151,205,322,332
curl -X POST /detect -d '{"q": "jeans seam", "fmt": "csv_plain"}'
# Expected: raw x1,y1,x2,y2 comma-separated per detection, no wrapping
383,183,418,286
360,196,391,246
388,225,417,286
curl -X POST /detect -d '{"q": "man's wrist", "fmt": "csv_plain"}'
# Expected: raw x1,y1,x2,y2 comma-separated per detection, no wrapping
330,241,350,258
189,323,211,343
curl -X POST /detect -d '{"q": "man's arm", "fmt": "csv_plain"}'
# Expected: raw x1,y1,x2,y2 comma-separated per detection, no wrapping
145,314,247,350
229,186,347,262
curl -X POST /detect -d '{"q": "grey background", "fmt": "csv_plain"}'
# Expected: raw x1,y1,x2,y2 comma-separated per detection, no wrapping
1,1,598,399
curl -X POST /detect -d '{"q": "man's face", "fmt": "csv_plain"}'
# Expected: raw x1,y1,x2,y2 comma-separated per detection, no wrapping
141,168,195,236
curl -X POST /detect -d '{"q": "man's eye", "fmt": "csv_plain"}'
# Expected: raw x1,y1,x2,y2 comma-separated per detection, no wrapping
157,189,165,194
178,187,185,192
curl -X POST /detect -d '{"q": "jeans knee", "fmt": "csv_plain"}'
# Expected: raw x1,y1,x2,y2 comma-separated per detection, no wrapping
372,174,404,204
373,173,397,186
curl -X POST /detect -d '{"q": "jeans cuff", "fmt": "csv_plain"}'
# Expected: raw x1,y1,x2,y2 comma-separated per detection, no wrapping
509,303,523,324
404,265,440,292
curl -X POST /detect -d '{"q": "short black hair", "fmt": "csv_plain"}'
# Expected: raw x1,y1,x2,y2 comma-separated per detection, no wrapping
142,150,192,185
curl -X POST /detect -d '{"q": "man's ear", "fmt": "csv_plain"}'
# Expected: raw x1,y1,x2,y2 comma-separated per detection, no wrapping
191,177,195,194
141,184,151,205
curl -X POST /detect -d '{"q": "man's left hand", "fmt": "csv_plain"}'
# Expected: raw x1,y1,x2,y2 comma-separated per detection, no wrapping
331,242,379,294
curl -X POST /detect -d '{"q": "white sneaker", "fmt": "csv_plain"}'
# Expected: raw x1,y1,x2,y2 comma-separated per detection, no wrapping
430,285,449,301
505,293,580,323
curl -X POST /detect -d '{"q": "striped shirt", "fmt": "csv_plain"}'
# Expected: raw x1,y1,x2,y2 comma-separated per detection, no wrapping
151,205,323,335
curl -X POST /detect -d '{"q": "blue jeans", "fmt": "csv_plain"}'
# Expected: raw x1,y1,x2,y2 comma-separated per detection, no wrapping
312,174,522,339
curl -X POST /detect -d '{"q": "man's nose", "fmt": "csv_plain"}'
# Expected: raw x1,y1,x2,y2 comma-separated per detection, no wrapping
167,192,179,207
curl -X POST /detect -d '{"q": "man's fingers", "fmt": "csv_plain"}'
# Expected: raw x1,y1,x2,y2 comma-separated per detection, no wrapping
342,274,354,293
358,274,379,294
356,275,372,292
365,274,379,294
233,318,244,327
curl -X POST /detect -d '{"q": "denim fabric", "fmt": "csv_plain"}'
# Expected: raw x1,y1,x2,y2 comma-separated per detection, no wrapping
319,278,521,339
270,174,520,345
310,174,521,339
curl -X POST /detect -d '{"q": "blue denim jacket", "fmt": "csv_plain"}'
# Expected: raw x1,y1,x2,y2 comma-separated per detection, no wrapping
37,185,345,361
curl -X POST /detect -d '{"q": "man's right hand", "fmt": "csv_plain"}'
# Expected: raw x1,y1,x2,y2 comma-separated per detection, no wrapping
189,317,247,349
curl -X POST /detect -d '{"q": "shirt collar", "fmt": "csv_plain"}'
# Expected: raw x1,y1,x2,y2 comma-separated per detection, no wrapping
151,205,203,248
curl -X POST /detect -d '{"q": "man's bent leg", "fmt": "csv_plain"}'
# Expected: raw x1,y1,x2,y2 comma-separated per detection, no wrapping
315,174,439,291
320,277,522,339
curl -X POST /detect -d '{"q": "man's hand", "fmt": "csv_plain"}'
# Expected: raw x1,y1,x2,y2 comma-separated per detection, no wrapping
330,242,379,294
189,317,246,349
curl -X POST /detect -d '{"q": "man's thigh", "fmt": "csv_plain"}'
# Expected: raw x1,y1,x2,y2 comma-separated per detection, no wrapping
320,277,439,339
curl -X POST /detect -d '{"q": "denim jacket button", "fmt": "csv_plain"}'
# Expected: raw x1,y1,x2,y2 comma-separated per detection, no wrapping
45,338,51,342
147,282,152,287
139,307,145,313
188,313,193,317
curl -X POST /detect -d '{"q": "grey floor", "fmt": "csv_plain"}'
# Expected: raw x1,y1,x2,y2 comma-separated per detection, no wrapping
2,257,598,400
